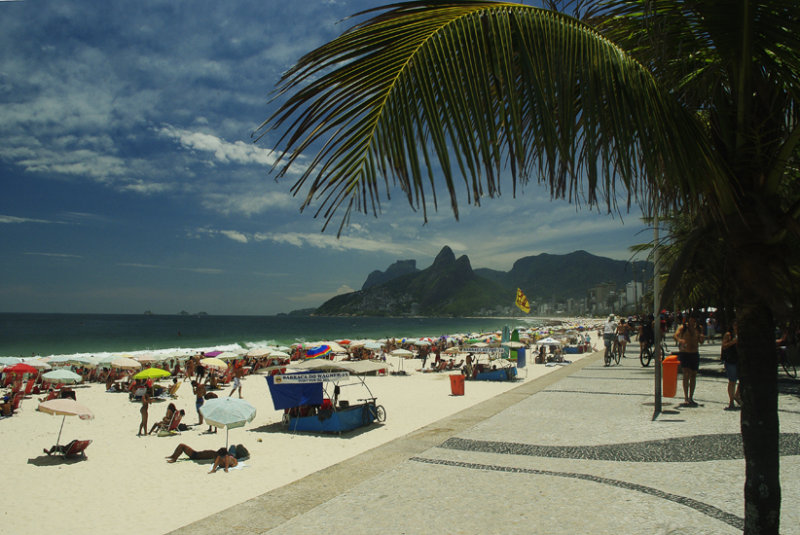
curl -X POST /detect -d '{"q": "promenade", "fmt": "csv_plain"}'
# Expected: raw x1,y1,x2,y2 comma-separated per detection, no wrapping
171,342,800,535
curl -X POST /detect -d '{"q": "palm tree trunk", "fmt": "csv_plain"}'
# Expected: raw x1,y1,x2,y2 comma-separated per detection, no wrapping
737,295,781,534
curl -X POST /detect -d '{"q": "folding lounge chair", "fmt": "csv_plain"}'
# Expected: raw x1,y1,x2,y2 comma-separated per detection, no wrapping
46,439,92,458
156,410,183,436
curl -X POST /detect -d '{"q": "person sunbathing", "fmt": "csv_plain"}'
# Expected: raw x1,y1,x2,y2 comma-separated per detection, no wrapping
149,403,177,435
209,447,238,473
43,439,77,456
165,443,219,463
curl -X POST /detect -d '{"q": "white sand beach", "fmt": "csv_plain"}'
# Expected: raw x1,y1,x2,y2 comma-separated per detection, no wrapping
1,334,598,535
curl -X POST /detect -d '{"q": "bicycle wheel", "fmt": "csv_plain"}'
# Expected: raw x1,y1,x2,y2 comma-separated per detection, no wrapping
604,346,611,367
375,405,386,422
782,359,798,379
640,347,653,367
614,345,621,365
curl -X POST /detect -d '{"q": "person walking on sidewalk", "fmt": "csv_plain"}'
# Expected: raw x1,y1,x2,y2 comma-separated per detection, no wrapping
720,321,742,410
674,314,704,406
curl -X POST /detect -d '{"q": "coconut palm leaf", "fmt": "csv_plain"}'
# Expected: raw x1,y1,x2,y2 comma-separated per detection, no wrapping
257,1,720,234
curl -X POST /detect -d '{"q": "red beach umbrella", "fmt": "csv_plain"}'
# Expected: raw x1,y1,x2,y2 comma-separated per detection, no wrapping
3,363,39,375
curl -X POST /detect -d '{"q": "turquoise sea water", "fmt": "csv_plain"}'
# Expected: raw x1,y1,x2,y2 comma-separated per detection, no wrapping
0,313,546,359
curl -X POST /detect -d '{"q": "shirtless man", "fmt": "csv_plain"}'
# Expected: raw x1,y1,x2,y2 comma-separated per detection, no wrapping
193,381,207,425
674,314,705,406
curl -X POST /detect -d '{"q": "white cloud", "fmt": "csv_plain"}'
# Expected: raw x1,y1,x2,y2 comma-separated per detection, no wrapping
0,215,52,224
220,230,248,243
24,252,82,258
200,191,295,216
159,125,294,169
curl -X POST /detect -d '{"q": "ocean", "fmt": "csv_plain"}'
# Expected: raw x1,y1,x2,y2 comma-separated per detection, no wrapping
0,313,548,359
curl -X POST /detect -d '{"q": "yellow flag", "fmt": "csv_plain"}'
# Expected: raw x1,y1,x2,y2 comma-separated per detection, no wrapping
515,288,530,314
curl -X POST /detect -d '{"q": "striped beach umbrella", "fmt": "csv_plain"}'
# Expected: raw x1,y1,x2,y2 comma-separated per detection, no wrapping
305,345,332,359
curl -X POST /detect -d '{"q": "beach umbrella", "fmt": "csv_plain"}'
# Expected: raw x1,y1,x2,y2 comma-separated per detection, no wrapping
133,354,158,364
305,345,332,359
390,348,414,358
538,337,562,346
216,351,240,361
199,357,227,370
246,348,271,357
47,355,75,366
110,357,142,370
3,362,39,375
268,350,291,359
22,359,51,371
203,351,223,358
38,398,93,447
364,341,383,351
132,368,171,380
42,369,83,384
199,397,256,448
0,357,22,366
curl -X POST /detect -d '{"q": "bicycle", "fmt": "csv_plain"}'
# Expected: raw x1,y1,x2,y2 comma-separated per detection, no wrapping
358,397,387,422
640,340,671,367
603,335,614,366
778,346,798,379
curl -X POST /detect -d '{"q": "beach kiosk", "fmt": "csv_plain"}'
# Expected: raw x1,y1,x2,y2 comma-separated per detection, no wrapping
266,360,386,434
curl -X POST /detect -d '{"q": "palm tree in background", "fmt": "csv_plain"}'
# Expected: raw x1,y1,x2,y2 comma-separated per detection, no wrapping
256,2,800,532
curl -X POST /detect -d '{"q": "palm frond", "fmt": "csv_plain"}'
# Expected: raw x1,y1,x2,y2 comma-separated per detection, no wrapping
257,1,719,234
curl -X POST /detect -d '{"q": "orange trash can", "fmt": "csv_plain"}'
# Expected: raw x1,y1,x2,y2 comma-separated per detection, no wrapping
662,355,679,397
449,374,465,396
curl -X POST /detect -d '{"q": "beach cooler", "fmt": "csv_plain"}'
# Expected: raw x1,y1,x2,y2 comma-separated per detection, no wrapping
662,355,679,397
449,374,465,396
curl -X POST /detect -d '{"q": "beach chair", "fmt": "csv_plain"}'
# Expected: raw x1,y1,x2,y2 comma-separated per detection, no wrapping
11,392,23,413
156,410,183,436
23,378,35,397
46,439,92,458
129,386,146,401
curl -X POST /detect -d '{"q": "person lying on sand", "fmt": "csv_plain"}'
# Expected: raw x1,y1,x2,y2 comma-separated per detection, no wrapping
165,443,218,463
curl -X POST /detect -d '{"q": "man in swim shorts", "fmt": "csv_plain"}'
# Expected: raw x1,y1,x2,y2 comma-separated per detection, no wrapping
674,314,704,406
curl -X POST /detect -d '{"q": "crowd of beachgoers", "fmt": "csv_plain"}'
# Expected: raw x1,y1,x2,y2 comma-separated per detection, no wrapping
0,318,602,535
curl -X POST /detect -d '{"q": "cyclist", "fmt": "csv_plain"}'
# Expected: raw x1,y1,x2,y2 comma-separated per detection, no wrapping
638,314,655,361
603,314,618,365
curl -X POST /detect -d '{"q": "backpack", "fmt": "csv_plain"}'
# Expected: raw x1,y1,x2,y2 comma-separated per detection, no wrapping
234,444,250,460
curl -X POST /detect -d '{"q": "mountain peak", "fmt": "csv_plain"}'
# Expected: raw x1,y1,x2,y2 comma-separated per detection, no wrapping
431,246,456,268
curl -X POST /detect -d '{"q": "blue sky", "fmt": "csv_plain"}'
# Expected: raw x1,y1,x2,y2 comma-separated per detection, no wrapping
0,0,649,315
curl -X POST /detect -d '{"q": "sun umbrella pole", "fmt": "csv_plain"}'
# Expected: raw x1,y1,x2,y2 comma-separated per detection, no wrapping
56,415,66,447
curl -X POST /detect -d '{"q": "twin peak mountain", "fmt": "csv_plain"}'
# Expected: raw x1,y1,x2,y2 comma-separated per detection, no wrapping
313,246,650,317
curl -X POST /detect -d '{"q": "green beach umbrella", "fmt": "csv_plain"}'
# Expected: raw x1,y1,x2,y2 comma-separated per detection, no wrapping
132,368,171,380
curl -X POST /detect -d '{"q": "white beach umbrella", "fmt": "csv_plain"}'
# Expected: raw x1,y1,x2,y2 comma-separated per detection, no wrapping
216,351,240,361
110,357,142,370
41,369,83,384
538,337,562,346
38,399,94,447
0,356,22,366
390,348,415,358
246,348,272,357
22,359,52,371
200,397,256,448
268,350,291,359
